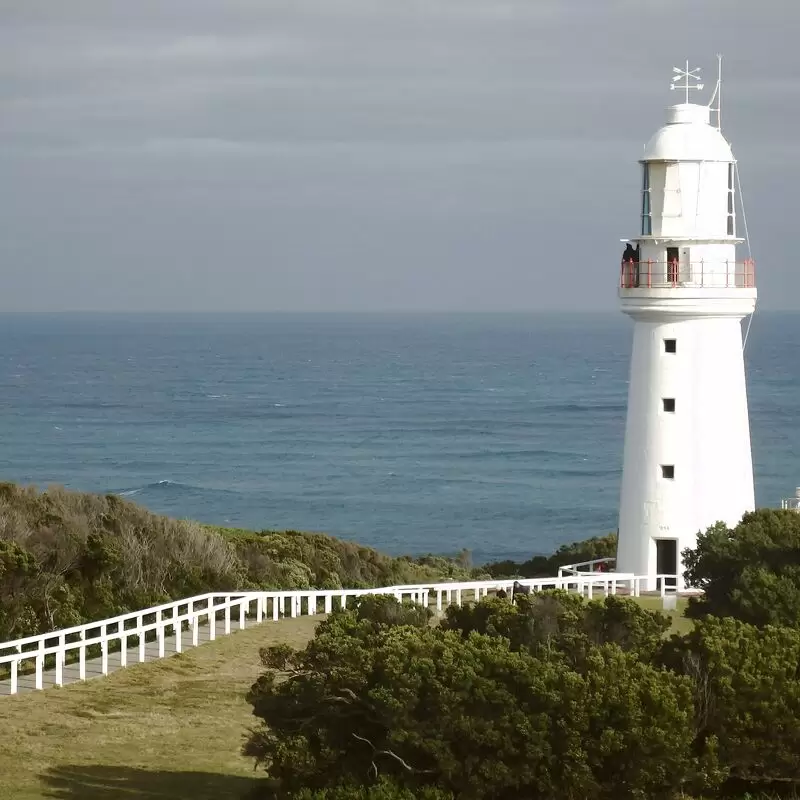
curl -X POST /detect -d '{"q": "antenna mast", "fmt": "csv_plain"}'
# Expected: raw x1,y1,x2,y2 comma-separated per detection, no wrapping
706,55,723,130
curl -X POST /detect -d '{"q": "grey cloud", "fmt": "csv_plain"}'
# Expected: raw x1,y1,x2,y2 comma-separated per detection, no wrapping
0,0,797,311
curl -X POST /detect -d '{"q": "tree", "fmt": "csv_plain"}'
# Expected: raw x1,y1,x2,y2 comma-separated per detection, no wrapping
0,539,39,639
683,509,800,627
441,591,671,666
660,615,800,791
244,595,699,799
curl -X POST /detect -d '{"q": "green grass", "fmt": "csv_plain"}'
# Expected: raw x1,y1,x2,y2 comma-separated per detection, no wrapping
631,595,694,635
1,594,695,800
1,615,321,800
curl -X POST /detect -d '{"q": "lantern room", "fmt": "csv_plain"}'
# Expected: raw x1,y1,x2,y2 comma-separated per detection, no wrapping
639,103,737,242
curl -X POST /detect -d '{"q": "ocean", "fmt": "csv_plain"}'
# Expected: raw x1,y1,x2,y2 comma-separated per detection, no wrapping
0,312,797,564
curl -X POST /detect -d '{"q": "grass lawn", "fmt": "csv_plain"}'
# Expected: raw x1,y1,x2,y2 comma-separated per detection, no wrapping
1,615,321,800
1,594,695,800
632,595,694,635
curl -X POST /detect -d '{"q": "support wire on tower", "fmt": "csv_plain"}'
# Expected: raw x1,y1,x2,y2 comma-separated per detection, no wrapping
736,160,756,352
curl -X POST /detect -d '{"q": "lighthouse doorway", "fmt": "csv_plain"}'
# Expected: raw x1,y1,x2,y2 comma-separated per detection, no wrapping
666,247,680,284
655,539,678,590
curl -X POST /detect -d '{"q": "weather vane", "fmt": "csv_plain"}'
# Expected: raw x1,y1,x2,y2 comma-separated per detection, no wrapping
670,60,704,104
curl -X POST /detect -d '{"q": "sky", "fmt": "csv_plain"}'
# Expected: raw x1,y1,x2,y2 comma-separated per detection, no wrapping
0,0,797,312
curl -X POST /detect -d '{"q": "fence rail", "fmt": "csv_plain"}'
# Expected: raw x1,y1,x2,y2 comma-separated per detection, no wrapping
1,573,685,696
557,557,616,576
620,259,755,289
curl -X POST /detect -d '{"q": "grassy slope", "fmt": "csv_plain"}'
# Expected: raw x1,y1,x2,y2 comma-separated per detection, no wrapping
2,616,319,800
3,597,692,800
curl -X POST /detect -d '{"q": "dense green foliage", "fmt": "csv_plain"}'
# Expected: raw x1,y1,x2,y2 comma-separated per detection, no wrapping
441,591,671,665
244,593,706,800
246,588,800,798
0,482,479,641
661,616,800,788
483,533,618,578
683,509,800,627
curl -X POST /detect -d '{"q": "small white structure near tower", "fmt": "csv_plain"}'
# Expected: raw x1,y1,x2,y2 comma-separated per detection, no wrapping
616,59,757,590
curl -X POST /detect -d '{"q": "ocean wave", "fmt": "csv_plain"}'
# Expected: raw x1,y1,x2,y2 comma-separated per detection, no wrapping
117,479,175,497
116,479,244,500
536,402,626,414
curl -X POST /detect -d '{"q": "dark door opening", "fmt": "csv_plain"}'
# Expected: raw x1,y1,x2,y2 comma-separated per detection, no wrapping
656,539,678,589
666,247,680,284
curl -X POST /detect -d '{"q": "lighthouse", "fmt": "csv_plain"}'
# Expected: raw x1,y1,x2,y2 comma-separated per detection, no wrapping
616,60,756,590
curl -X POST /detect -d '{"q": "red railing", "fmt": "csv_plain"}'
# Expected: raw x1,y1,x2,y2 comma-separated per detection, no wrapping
620,259,755,289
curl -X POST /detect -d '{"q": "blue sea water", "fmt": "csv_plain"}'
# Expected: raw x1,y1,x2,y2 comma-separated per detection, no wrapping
0,312,798,564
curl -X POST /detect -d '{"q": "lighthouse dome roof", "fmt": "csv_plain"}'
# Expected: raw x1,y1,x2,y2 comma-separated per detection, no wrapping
642,103,734,162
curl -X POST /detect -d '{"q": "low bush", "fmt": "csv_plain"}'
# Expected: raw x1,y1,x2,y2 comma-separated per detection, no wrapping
683,509,800,627
483,533,618,578
244,593,703,800
0,482,476,642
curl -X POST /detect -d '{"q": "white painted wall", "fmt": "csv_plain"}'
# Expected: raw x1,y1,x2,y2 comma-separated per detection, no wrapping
616,300,756,588
647,161,732,239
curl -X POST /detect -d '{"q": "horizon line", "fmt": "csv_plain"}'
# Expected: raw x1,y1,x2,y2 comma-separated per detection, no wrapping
0,308,797,316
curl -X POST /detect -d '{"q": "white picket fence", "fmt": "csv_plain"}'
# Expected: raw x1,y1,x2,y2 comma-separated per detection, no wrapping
0,571,663,696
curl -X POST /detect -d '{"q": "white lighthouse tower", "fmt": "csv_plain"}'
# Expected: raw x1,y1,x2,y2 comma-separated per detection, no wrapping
616,60,756,590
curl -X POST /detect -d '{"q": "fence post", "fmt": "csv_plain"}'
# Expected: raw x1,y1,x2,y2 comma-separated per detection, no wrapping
55,648,63,688
10,659,18,695
101,624,109,675
34,638,45,690
79,630,86,679
157,614,165,659
239,601,246,630
120,622,128,667
138,615,146,662
174,605,182,653
224,601,231,635
209,598,216,641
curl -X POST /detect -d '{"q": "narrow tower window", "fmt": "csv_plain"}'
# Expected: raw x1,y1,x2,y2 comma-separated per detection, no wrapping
641,163,652,235
662,398,676,412
661,465,675,480
727,163,736,236
664,338,677,353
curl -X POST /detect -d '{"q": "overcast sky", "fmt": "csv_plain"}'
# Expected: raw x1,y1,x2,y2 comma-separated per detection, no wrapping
0,0,797,312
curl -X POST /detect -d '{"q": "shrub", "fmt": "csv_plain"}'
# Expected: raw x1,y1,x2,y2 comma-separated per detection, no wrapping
683,509,800,627
660,616,800,791
484,533,618,578
244,597,700,800
0,482,473,642
441,591,670,666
